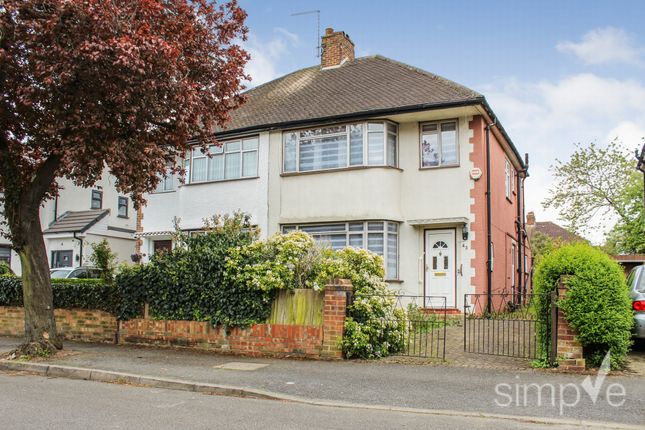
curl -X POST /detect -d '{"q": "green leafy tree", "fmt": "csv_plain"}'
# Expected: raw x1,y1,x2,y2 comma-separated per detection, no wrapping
89,240,117,284
544,140,644,254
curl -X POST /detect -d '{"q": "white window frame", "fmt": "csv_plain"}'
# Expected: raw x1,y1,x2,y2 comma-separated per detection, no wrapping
419,119,460,169
117,196,128,218
188,136,259,184
282,121,398,173
505,159,512,199
282,221,399,280
154,164,174,193
90,190,102,209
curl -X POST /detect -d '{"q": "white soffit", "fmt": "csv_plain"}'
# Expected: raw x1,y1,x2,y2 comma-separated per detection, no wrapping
407,217,469,226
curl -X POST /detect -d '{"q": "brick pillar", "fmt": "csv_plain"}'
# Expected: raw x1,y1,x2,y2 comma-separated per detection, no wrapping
321,279,352,359
556,280,586,371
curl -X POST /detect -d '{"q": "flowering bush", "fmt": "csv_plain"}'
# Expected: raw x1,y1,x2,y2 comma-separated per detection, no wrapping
225,231,327,292
322,248,406,359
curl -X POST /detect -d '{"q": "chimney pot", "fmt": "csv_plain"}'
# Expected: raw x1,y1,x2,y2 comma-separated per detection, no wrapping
321,28,355,69
527,211,536,226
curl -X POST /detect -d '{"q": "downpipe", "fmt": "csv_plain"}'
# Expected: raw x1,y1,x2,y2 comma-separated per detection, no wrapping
485,120,496,315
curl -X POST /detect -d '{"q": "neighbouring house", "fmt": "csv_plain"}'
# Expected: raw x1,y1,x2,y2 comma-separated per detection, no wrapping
138,28,531,311
525,211,587,244
0,173,137,275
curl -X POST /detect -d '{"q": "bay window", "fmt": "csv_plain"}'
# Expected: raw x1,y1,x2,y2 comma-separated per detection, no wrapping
420,120,459,168
282,221,399,279
189,137,259,183
283,121,398,173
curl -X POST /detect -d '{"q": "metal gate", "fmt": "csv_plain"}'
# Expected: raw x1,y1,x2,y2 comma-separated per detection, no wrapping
363,295,447,359
463,292,544,359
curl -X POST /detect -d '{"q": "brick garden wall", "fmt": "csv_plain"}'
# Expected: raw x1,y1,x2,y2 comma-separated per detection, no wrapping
0,280,351,360
0,306,117,343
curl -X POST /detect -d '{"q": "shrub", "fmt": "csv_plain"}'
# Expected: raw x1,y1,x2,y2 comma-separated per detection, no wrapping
127,212,263,326
533,243,633,369
89,239,117,283
322,248,406,359
0,277,118,313
0,261,15,277
114,264,146,320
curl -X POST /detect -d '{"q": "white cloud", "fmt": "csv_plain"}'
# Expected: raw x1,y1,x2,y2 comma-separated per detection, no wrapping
244,28,300,87
482,73,645,243
556,27,643,65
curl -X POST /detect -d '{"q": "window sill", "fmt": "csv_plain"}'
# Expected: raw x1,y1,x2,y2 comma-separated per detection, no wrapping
281,165,402,177
419,164,460,170
150,190,176,195
183,176,259,187
385,279,403,284
117,215,129,219
506,196,513,203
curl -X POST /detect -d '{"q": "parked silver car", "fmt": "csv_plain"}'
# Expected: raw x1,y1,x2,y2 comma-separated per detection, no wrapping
50,267,102,279
628,265,645,339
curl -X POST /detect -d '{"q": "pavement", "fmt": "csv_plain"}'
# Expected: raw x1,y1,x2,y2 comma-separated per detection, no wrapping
1,336,645,428
0,373,600,430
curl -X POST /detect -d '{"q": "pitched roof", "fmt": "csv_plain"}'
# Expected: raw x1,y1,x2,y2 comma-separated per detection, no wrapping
527,221,586,243
43,210,108,234
216,55,483,134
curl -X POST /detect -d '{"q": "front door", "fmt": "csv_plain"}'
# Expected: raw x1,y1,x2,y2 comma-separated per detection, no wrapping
425,229,456,307
51,250,73,268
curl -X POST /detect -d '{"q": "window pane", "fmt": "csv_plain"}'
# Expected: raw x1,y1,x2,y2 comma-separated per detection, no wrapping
368,222,384,231
348,222,364,231
387,232,398,278
367,131,384,165
422,124,437,132
183,158,190,184
387,132,397,167
209,145,224,155
349,124,363,166
225,141,241,152
299,224,346,234
300,125,346,138
164,174,173,191
367,233,384,255
349,234,364,248
441,122,458,165
192,157,207,182
386,123,397,134
225,152,241,179
242,138,259,150
299,135,347,171
311,233,347,250
421,132,439,167
208,154,224,181
283,133,297,172
387,222,398,233
242,151,258,177
282,226,297,233
367,122,384,132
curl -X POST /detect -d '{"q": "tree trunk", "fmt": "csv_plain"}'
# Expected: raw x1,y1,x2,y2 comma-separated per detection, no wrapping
13,208,62,355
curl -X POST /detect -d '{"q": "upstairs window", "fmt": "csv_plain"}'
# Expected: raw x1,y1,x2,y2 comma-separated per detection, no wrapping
283,121,398,173
91,190,103,209
117,197,128,218
190,137,259,183
420,120,458,168
505,159,512,199
155,164,174,193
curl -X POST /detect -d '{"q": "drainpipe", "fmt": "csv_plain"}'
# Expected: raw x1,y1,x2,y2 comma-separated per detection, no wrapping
521,153,529,298
53,195,58,221
485,120,496,314
73,232,83,267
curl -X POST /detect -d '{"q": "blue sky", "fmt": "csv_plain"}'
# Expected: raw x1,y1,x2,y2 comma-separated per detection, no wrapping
239,0,645,241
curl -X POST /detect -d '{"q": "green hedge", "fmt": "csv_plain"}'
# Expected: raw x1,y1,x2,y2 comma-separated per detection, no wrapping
0,277,119,314
533,243,633,369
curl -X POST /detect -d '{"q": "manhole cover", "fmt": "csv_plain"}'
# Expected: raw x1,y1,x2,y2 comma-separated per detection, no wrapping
214,362,269,371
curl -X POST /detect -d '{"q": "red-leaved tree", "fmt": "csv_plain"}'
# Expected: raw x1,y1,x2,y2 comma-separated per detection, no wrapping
0,0,248,354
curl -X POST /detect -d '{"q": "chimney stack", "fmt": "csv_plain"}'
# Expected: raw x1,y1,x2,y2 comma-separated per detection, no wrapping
526,211,536,226
321,28,355,69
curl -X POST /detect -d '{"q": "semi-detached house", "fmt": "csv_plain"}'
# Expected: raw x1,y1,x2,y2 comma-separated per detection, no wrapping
139,28,531,311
